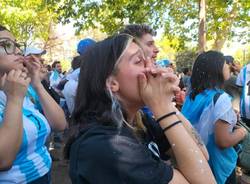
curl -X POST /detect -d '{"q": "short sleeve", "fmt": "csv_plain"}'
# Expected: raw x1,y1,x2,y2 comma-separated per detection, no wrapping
62,80,78,114
215,93,237,128
218,108,237,128
197,92,235,144
70,129,173,184
236,68,244,86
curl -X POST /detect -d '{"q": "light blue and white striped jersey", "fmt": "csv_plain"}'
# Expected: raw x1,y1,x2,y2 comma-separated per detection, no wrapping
0,91,52,183
236,64,250,119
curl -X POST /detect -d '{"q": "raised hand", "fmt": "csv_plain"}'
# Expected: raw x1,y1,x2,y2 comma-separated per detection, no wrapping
24,55,43,89
1,70,31,101
138,59,180,110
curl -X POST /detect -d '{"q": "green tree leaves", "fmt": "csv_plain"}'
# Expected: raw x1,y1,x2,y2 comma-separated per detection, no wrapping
58,0,250,51
0,0,58,45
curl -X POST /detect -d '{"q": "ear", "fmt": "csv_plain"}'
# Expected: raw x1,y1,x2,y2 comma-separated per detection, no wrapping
106,76,119,92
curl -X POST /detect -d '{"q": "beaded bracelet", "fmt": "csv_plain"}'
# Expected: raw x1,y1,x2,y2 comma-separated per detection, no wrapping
162,120,182,133
156,112,176,123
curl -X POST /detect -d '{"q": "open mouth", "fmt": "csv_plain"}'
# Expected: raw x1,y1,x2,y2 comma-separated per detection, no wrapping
152,56,157,61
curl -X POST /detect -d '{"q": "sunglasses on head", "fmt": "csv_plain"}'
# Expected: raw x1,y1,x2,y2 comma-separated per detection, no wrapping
0,38,26,56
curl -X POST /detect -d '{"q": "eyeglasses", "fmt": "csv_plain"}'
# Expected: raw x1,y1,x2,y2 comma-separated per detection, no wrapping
0,38,26,55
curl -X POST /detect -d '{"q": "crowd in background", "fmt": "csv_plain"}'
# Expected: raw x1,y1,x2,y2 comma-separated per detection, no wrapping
0,23,249,184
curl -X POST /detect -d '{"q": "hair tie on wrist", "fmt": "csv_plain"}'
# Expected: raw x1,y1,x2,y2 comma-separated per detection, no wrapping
163,120,182,133
156,112,176,123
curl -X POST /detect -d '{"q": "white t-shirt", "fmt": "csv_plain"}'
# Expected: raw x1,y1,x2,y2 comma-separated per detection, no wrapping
62,80,78,115
236,64,250,119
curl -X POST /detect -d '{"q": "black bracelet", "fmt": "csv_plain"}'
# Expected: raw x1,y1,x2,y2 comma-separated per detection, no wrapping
163,121,182,133
156,112,176,123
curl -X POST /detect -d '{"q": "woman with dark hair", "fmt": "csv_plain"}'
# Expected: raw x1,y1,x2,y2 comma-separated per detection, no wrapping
0,25,67,183
68,34,215,184
182,51,247,184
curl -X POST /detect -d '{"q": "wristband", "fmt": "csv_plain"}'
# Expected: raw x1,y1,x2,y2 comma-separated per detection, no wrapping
163,120,182,133
156,112,176,123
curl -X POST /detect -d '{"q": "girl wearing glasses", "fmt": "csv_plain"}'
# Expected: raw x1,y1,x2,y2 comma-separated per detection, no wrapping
0,25,67,183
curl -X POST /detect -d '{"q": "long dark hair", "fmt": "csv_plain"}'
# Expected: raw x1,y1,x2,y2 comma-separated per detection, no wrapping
190,50,226,100
64,35,143,159
73,34,133,127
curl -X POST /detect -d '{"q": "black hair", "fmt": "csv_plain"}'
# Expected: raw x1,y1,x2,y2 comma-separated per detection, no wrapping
120,24,156,38
51,61,60,68
64,34,139,159
46,64,52,72
190,50,226,100
0,25,8,32
224,55,234,64
71,56,82,70
183,67,190,75
73,34,132,126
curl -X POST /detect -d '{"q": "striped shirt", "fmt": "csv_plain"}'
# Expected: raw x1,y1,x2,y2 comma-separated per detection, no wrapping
0,91,51,183
236,64,250,119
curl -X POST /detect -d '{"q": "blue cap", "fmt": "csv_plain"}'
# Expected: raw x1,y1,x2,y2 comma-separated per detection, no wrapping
155,59,171,67
77,38,96,55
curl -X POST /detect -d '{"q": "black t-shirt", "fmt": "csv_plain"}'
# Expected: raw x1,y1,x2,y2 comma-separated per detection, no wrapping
69,120,173,184
142,114,171,160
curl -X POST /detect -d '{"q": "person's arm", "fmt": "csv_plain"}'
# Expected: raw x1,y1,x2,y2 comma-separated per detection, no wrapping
0,70,30,170
173,109,209,160
215,120,246,149
152,105,215,184
33,83,67,130
138,65,215,183
24,57,67,131
170,169,189,184
163,110,209,162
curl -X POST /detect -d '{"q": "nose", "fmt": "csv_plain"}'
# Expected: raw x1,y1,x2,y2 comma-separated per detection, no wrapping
154,45,159,54
15,47,23,56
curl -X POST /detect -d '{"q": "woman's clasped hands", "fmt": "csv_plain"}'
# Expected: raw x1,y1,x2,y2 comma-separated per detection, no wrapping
138,57,180,109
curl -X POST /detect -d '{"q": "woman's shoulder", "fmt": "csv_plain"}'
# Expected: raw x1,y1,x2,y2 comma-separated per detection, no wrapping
69,123,173,184
72,124,140,153
215,91,232,106
69,124,151,171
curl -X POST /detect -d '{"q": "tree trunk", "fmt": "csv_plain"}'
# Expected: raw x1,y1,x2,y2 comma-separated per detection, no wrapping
198,0,206,53
43,21,53,50
211,0,238,51
212,34,227,51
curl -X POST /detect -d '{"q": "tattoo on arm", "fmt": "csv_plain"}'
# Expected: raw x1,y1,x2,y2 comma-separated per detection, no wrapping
191,128,204,146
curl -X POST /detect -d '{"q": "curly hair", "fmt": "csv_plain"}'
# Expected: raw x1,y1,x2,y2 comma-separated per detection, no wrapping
120,24,156,38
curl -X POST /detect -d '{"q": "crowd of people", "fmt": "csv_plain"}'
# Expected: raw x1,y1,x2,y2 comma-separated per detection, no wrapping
0,23,249,184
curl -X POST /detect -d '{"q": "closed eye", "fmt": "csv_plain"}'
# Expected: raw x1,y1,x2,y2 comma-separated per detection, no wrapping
135,56,144,64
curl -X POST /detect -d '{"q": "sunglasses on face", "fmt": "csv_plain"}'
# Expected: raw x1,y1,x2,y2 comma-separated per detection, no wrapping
0,38,26,56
